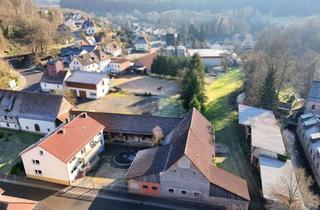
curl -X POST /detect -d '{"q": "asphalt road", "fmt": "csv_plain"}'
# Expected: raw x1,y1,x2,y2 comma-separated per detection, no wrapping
0,180,214,210
16,67,43,92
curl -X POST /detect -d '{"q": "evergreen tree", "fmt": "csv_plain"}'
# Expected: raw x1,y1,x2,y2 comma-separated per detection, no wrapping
259,67,277,110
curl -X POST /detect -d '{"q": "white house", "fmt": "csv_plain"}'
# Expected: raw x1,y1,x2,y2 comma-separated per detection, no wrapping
108,58,133,75
65,71,109,99
104,41,122,57
69,50,110,73
82,19,96,36
20,113,105,185
0,89,76,134
134,34,150,53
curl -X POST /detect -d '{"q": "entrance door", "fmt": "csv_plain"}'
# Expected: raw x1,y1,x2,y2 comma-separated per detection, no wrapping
79,90,86,98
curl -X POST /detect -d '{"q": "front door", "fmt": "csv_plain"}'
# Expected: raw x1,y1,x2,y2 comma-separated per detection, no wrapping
79,90,86,98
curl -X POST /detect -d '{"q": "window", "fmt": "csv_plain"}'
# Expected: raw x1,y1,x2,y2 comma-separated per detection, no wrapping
181,190,187,195
81,148,86,154
47,128,50,132
142,185,148,189
39,150,44,156
312,104,316,109
90,93,97,96
194,192,200,197
152,186,158,190
6,123,9,127
35,170,42,175
169,189,174,193
34,124,40,132
26,126,29,130
32,159,40,165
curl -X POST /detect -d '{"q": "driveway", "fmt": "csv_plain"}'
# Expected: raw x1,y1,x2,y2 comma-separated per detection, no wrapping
15,67,43,92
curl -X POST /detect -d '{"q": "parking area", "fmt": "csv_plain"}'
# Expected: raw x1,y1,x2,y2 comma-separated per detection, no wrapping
110,75,179,96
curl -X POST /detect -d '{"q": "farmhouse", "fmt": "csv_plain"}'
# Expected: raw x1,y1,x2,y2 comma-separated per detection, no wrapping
187,49,230,67
70,110,182,147
297,113,320,188
134,34,151,53
126,108,250,209
134,51,158,74
65,71,109,99
0,89,75,134
40,60,71,94
20,113,105,185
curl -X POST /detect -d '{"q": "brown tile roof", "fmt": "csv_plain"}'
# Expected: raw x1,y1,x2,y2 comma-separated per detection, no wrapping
70,111,182,136
0,194,38,210
135,51,158,70
40,70,69,85
106,41,120,51
24,113,104,163
125,108,250,201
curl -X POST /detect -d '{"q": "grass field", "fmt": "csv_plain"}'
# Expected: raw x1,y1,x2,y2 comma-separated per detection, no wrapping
204,69,262,202
0,129,41,174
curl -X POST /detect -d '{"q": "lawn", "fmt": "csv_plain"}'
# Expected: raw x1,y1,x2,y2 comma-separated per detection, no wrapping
0,129,41,174
204,69,262,202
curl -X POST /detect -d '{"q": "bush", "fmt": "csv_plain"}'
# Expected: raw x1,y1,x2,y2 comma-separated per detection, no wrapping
10,161,25,176
0,132,4,139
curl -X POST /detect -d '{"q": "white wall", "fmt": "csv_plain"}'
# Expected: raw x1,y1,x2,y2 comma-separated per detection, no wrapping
21,146,70,183
135,43,149,52
0,122,20,130
67,78,109,99
66,130,104,181
19,118,56,134
40,82,64,93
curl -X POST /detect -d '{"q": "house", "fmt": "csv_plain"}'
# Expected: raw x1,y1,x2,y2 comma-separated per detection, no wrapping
65,71,109,99
20,113,105,185
125,109,250,209
238,105,304,208
40,60,71,94
187,49,230,67
0,188,38,210
0,89,75,134
70,110,182,147
297,113,320,188
134,34,151,53
133,51,158,74
104,41,122,57
305,80,320,115
108,58,133,75
60,47,87,64
82,18,96,36
165,33,177,47
69,50,110,73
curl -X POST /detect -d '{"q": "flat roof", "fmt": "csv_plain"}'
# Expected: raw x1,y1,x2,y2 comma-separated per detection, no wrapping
259,157,304,208
238,104,275,126
251,121,286,155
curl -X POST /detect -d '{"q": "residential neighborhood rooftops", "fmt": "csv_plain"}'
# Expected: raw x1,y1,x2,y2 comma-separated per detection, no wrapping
135,51,158,70
126,108,250,201
23,113,104,163
238,104,275,126
110,57,131,64
308,80,320,102
65,71,107,85
70,110,182,135
0,89,75,121
0,195,38,210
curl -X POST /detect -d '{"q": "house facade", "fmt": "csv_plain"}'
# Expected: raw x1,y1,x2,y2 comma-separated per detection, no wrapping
305,80,320,115
126,109,250,209
108,58,133,75
65,71,109,99
104,41,122,57
82,19,96,36
69,50,110,73
20,113,105,185
0,90,75,134
297,113,320,188
134,35,151,53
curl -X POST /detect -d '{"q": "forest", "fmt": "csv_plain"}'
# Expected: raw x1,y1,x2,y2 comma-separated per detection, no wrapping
60,0,320,17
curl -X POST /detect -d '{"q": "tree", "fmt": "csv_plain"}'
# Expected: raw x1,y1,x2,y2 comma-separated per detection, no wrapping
152,126,164,145
259,66,277,110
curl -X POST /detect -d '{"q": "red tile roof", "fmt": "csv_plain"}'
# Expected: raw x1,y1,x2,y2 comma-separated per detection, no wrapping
37,113,104,163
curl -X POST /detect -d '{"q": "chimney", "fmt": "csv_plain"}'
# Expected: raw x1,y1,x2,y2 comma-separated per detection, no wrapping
48,60,64,78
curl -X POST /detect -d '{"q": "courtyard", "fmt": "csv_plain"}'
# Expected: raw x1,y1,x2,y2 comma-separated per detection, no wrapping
0,129,41,174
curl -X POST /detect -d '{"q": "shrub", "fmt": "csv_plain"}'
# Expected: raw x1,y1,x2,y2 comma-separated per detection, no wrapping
10,161,25,176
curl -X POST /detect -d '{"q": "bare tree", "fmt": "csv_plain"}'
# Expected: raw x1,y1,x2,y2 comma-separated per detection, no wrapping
152,126,164,145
